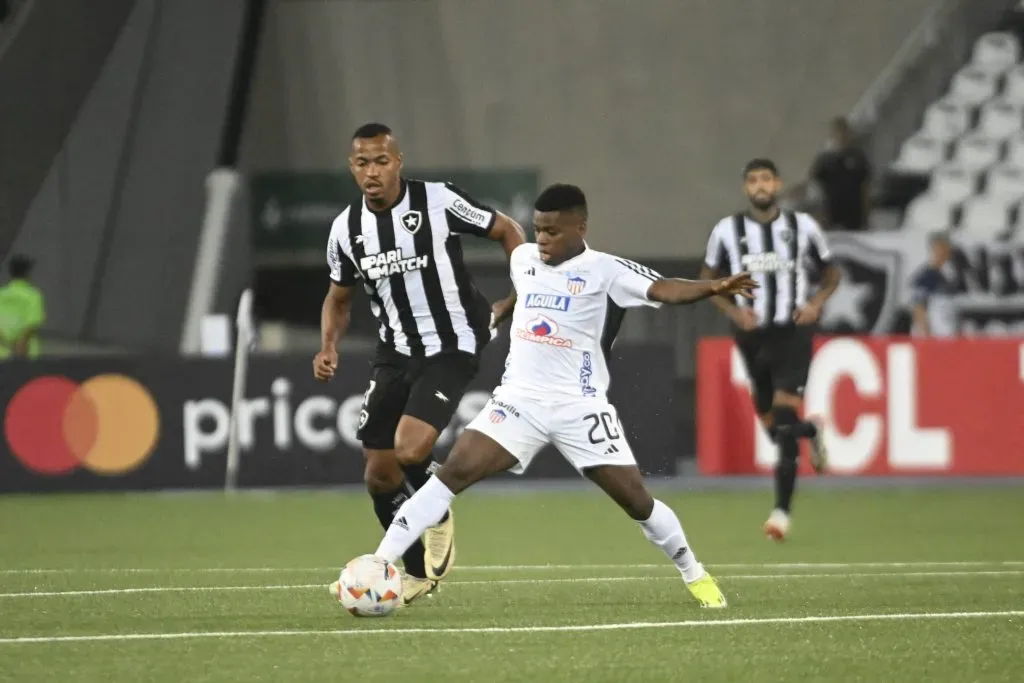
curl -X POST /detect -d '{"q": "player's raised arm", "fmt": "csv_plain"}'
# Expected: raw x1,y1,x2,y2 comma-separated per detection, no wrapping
647,272,758,305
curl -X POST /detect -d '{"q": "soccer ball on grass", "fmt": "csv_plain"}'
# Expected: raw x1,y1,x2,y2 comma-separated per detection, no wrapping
333,554,403,617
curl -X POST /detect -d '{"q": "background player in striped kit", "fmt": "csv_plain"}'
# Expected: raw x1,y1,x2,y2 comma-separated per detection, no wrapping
315,124,525,603
700,159,840,541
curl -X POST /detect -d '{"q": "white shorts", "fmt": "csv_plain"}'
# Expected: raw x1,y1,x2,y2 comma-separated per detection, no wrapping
465,389,637,474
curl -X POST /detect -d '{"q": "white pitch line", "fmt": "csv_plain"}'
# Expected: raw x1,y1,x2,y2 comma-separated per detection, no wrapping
3,570,1023,599
2,560,1023,575
0,584,322,599
2,610,1022,645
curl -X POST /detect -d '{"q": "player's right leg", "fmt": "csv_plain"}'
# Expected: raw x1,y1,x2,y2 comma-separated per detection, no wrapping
736,333,794,540
355,361,434,601
374,427,527,568
764,325,827,540
394,352,480,581
375,391,546,567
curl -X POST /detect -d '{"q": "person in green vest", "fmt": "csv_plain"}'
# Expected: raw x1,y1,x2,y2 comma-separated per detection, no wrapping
0,255,46,359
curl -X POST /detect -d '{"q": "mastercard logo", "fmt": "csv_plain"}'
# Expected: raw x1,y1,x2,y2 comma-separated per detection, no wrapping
4,375,160,476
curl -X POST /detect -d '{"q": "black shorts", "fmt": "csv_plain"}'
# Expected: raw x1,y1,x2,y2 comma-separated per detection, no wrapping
734,324,814,415
356,346,480,450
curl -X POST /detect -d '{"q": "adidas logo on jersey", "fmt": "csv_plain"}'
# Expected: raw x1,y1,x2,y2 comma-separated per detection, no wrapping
360,248,429,280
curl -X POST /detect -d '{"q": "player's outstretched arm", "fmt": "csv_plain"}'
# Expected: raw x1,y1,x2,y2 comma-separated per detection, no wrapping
314,283,354,381
698,264,760,330
647,272,758,306
488,213,526,326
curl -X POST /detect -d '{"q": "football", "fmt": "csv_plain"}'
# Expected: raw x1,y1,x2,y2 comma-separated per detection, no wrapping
333,554,403,617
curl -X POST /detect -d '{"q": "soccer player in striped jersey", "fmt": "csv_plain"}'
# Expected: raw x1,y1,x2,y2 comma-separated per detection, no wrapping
700,159,840,541
364,184,758,609
317,123,525,604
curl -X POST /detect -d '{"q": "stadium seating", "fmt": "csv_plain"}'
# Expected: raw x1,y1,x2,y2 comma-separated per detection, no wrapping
972,31,1021,73
985,163,1024,202
952,133,1002,172
893,134,947,173
921,99,972,140
929,163,978,203
894,31,1024,239
903,192,954,233
977,98,1024,139
948,65,1000,107
959,195,1013,241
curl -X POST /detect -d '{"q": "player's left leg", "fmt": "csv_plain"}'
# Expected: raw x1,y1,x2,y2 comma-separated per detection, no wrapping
554,402,726,608
581,464,725,608
394,352,480,580
763,325,827,540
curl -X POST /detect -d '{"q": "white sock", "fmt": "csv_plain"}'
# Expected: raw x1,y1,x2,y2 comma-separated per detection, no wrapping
375,476,455,564
640,499,704,583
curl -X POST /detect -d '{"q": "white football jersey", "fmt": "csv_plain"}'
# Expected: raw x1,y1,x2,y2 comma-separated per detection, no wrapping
498,244,662,400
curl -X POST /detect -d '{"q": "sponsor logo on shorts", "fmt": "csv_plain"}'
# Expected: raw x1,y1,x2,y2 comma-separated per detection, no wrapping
489,399,520,418
517,315,573,348
524,293,572,312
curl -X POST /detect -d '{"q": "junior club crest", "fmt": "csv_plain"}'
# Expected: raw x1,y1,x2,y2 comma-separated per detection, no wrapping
399,210,423,235
566,276,586,295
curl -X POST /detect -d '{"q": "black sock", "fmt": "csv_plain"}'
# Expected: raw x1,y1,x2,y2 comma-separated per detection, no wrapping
774,405,817,440
771,405,801,513
401,454,449,524
401,455,438,490
774,438,798,513
792,420,818,439
369,487,428,579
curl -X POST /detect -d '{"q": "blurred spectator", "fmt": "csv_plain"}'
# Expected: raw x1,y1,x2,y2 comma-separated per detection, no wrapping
810,117,872,231
909,233,956,337
0,255,46,359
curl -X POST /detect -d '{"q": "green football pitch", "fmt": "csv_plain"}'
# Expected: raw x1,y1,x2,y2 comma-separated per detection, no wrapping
1,486,1022,682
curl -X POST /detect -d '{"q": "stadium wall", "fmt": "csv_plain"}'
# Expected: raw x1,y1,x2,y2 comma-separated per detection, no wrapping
9,0,249,351
243,0,939,258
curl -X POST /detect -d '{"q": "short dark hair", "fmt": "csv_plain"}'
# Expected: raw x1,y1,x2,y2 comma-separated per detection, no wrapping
352,122,393,140
928,231,952,247
9,255,33,279
534,183,588,217
743,158,779,178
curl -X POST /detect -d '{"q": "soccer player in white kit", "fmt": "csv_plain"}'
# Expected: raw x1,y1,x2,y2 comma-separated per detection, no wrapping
365,184,756,608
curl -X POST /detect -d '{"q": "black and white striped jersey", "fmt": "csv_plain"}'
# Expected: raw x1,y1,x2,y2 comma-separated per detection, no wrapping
327,179,494,357
704,211,833,327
